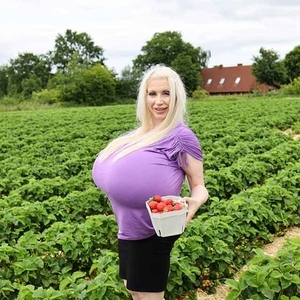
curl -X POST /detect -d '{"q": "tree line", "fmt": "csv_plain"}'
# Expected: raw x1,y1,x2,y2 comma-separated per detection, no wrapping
0,29,299,106
0,30,210,106
252,46,300,89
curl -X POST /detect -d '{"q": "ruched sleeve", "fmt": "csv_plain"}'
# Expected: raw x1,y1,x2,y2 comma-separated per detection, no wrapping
155,124,203,167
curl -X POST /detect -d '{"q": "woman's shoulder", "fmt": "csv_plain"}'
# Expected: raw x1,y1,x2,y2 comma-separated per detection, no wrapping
155,123,197,148
170,123,198,141
153,123,202,164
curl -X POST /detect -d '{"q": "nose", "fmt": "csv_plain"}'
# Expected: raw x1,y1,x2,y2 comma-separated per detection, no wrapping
155,95,164,104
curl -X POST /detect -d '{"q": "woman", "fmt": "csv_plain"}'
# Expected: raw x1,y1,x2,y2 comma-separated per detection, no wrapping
92,65,209,300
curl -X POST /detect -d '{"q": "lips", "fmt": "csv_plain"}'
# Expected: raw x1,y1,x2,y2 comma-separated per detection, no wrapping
154,108,167,112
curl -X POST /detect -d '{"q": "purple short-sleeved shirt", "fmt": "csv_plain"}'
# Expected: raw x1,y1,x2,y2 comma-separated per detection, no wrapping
92,123,203,240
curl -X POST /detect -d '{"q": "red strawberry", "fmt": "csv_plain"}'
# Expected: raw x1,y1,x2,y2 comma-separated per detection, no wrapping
157,202,166,212
148,201,158,209
173,203,183,211
151,209,159,213
166,199,173,205
153,195,162,202
165,204,173,212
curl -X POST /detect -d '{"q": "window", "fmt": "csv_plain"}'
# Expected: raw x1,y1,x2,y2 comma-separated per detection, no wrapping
219,78,225,85
235,77,241,84
206,78,212,85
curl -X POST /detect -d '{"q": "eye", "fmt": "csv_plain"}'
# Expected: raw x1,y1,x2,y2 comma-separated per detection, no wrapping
163,91,170,96
148,91,156,96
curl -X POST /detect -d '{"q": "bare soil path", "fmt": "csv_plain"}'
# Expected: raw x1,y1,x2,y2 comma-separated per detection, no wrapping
283,129,300,141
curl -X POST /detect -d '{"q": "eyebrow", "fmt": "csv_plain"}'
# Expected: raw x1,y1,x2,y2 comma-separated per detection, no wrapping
147,89,170,92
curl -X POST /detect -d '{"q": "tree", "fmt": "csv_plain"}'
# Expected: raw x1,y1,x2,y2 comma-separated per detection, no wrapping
62,64,115,106
132,31,210,95
0,65,9,98
51,29,105,72
171,54,200,95
7,52,51,97
21,74,43,99
252,47,287,87
115,65,140,100
51,55,116,106
284,45,300,82
133,31,210,71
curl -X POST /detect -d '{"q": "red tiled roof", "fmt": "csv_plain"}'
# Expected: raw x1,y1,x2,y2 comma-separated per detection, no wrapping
201,64,269,94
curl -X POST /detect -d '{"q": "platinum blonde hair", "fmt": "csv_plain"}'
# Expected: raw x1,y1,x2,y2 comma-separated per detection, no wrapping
98,65,187,161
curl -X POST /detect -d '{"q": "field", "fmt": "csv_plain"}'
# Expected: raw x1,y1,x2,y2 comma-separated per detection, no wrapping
0,97,300,299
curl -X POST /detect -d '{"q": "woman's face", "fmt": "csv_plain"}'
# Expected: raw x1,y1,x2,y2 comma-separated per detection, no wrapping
146,78,170,128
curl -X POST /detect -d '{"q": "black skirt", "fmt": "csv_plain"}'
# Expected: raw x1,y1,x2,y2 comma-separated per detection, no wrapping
118,233,180,292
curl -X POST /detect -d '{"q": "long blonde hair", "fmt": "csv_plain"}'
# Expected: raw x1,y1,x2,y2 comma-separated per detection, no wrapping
98,65,187,162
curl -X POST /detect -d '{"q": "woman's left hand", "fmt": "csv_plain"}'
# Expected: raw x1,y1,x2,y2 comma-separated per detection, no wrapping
182,197,204,227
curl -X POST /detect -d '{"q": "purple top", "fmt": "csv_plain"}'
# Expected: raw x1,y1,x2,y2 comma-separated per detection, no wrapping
92,123,203,240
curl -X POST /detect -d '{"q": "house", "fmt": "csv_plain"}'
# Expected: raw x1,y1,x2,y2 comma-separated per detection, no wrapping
201,64,270,94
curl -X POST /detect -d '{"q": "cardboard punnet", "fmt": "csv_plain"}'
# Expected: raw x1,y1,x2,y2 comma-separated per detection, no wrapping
146,195,188,237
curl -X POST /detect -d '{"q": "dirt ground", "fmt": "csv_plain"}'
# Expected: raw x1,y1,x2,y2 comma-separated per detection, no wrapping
283,129,300,141
196,226,300,300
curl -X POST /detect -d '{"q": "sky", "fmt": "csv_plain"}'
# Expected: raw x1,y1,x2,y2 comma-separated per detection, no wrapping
1,0,300,75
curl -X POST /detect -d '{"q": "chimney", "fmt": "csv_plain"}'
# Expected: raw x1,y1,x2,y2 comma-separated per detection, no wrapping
237,63,243,66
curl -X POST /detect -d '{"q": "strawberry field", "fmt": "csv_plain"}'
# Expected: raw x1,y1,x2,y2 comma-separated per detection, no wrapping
1,97,300,299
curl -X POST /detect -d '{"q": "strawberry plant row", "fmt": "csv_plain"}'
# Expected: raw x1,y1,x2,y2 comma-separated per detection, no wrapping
0,166,94,198
199,127,284,152
226,237,300,299
204,133,290,170
0,214,119,291
204,140,300,201
0,188,112,245
189,99,300,150
0,249,129,300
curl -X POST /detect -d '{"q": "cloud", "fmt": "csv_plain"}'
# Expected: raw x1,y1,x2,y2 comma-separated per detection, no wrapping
0,0,299,73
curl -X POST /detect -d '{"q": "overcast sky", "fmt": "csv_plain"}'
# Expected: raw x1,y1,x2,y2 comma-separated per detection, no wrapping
1,0,300,74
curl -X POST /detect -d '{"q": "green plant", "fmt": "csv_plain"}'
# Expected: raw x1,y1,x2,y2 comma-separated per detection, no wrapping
31,89,60,104
226,238,300,299
191,86,210,99
280,76,300,96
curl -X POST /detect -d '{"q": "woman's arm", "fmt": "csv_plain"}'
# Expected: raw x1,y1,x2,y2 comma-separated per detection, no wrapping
181,153,209,226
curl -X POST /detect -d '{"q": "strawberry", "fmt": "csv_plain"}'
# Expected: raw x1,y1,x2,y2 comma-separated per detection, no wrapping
173,203,183,211
167,199,173,205
165,204,173,212
164,199,173,205
148,201,158,209
157,202,166,212
153,195,162,202
151,209,159,213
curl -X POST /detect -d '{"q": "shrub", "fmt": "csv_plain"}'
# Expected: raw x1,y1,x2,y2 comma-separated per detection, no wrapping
49,63,116,106
0,95,22,105
31,89,61,104
249,88,263,97
191,86,210,99
280,76,300,95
